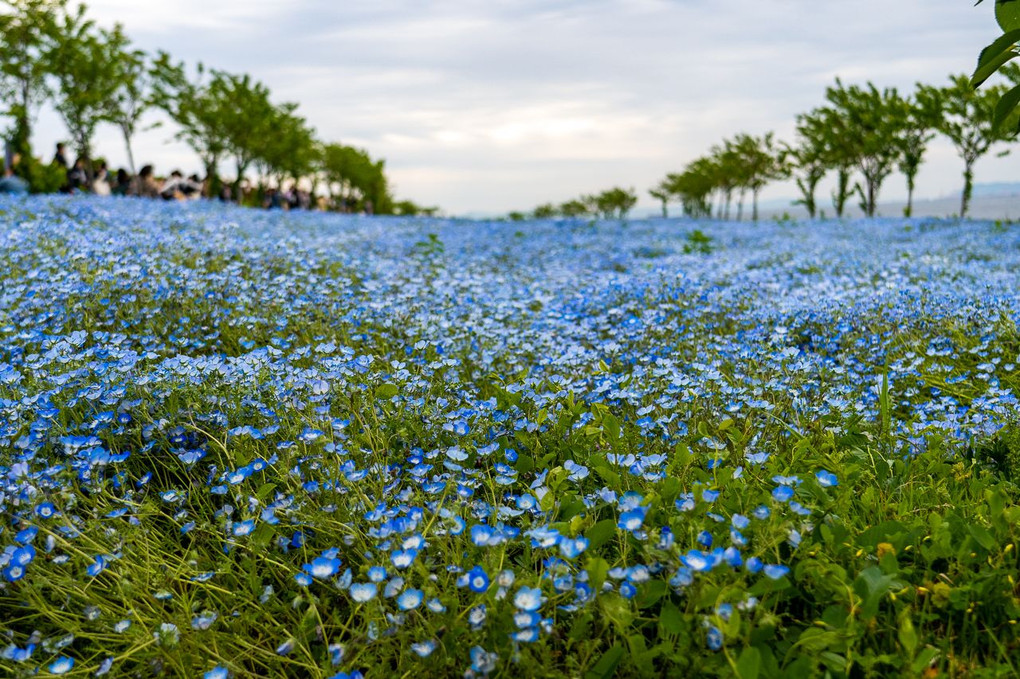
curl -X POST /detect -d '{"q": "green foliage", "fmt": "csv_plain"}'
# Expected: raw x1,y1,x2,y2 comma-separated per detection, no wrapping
820,79,911,217
321,143,393,214
682,229,714,254
45,7,134,177
924,73,1017,217
974,2,1020,145
0,0,68,154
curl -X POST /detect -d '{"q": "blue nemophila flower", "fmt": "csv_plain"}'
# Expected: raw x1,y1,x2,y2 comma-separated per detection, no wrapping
48,656,75,674
12,545,35,567
468,604,487,630
763,564,791,580
815,470,838,487
559,536,589,559
512,627,541,643
410,640,438,657
34,502,56,519
96,657,114,676
514,610,541,628
771,485,794,503
619,581,637,599
304,556,342,579
192,611,218,630
618,507,646,532
204,667,229,679
114,620,131,633
706,625,723,651
14,527,37,544
385,577,406,598
154,622,180,647
232,520,255,537
397,588,424,611
276,639,295,656
745,557,764,574
681,549,716,572
4,643,35,662
470,646,498,675
350,582,378,603
697,530,713,548
514,586,544,612
391,549,418,569
368,566,388,582
86,555,108,577
467,565,490,592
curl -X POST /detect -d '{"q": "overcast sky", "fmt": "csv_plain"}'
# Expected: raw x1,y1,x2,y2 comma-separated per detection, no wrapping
29,0,1020,215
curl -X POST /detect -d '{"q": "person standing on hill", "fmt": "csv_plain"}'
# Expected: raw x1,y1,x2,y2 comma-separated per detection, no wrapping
0,155,29,195
92,162,112,196
53,143,68,169
133,165,160,198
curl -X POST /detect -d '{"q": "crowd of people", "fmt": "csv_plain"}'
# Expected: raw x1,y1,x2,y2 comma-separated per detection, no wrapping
1,142,355,212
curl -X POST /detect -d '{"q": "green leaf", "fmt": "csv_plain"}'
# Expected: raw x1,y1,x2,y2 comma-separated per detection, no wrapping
659,601,685,635
967,522,996,551
636,579,668,609
911,647,939,674
737,647,762,679
972,29,1020,87
374,382,398,399
586,557,611,593
992,83,1020,133
997,0,1020,32
898,611,918,656
586,518,618,549
585,643,625,679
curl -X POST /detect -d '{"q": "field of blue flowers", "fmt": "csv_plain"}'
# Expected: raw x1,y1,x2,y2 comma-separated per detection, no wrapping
1,197,1019,678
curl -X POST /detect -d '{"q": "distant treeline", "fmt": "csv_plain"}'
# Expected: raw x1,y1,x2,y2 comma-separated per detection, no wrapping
521,70,1020,222
0,0,437,215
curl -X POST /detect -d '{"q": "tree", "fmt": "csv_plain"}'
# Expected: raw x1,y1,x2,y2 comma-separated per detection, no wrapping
320,142,392,213
927,74,1016,217
822,79,908,217
103,37,152,176
210,71,278,193
648,181,671,218
898,87,941,218
151,52,230,186
731,132,785,221
590,187,637,220
0,0,65,156
559,198,591,218
532,203,557,218
46,7,132,180
785,110,829,219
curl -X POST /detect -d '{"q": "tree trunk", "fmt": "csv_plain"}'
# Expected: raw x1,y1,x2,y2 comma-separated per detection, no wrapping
833,167,850,218
753,188,760,222
122,126,137,176
736,189,745,221
904,174,915,218
660,200,667,219
961,161,974,218
867,178,877,217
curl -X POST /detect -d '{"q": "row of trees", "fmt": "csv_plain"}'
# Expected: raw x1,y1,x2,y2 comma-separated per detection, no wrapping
0,0,435,214
646,70,1020,221
516,187,639,221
